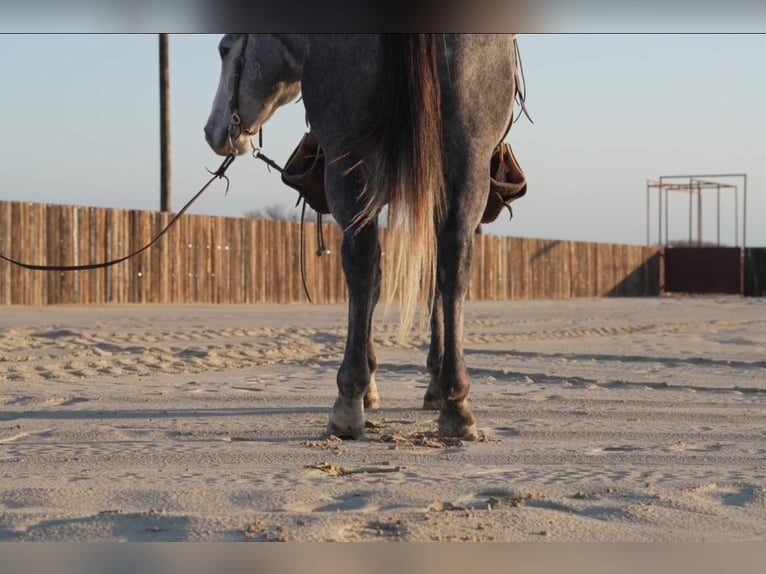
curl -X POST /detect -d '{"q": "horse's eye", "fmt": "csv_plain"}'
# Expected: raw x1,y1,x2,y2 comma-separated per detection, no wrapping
219,45,230,59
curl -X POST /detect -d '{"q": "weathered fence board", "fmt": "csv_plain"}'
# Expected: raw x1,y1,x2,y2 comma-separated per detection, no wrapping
744,248,766,297
0,200,666,306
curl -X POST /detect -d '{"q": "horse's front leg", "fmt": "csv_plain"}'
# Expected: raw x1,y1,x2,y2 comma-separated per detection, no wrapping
326,221,381,439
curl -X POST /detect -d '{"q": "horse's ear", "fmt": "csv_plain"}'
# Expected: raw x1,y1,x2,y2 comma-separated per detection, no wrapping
272,34,306,69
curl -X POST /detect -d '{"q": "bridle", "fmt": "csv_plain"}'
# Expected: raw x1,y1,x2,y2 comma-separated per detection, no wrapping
222,34,283,173
226,34,257,155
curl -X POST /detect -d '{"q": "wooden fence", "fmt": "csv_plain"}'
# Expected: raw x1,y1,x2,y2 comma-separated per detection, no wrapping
0,201,661,306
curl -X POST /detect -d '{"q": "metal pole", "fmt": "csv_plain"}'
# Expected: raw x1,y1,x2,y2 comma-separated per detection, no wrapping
664,184,669,247
159,34,172,213
743,174,747,249
716,184,721,247
697,181,702,246
646,181,650,246
688,179,693,246
735,186,739,248
659,177,664,246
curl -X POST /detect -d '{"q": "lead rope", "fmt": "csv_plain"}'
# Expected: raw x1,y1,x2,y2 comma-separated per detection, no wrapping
0,154,236,271
298,201,313,303
252,133,327,304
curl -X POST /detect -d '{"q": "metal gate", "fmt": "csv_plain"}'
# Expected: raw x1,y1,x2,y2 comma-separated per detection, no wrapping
744,248,766,297
664,247,743,294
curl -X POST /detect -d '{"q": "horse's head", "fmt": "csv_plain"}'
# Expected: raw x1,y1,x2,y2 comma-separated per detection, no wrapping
205,34,305,156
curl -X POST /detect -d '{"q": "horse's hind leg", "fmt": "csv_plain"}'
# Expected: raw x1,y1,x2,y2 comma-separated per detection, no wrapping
432,174,487,439
423,289,443,410
326,221,381,439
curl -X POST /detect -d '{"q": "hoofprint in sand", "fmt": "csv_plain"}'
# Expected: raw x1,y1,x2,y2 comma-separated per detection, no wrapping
0,297,764,541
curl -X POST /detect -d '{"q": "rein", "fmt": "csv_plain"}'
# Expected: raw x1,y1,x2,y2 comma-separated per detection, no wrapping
0,155,236,272
249,139,329,304
0,144,322,303
0,35,252,273
1,33,323,302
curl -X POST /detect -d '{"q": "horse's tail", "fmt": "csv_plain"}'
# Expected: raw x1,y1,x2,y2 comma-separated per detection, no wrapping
356,34,446,337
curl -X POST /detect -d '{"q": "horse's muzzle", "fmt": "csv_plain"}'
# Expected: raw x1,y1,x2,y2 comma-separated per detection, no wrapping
204,124,231,157
205,125,251,157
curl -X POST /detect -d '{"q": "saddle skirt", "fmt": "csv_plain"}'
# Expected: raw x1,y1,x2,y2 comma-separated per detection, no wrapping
281,133,526,223
281,132,329,214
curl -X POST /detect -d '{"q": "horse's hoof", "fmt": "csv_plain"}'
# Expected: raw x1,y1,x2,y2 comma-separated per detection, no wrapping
421,393,441,411
324,421,364,440
422,377,441,410
326,396,365,440
364,396,379,410
363,396,379,410
437,400,478,439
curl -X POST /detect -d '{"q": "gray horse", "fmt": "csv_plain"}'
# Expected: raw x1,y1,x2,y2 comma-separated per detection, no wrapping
205,34,521,439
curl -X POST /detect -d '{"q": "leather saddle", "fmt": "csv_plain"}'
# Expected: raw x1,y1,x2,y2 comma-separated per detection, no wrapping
281,132,526,223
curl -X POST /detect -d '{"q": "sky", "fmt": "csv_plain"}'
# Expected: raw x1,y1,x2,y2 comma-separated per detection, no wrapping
0,33,764,247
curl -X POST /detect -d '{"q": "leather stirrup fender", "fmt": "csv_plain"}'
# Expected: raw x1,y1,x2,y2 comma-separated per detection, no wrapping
482,142,527,224
281,132,329,215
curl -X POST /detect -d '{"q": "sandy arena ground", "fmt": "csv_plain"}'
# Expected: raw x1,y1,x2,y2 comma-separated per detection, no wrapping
0,297,764,541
